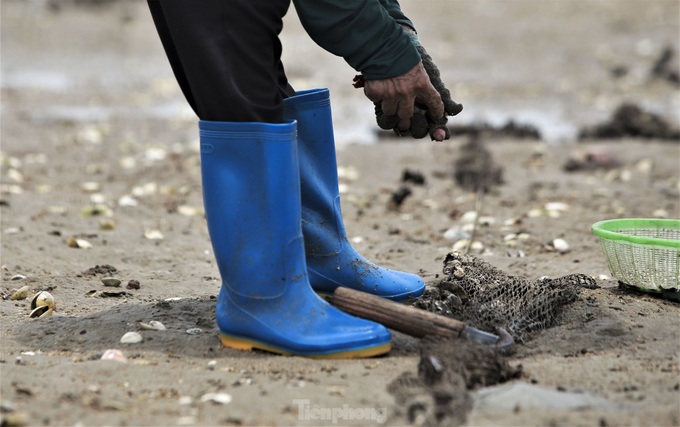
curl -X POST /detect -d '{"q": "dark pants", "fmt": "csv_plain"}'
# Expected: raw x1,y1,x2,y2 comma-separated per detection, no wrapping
148,0,296,123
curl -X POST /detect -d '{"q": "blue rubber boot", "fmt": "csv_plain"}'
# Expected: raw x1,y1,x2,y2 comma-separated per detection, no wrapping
283,89,425,303
200,120,391,358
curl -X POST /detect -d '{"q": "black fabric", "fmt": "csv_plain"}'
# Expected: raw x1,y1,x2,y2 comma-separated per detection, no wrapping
148,0,295,123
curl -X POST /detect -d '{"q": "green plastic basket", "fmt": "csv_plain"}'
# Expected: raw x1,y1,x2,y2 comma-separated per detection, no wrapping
592,218,680,296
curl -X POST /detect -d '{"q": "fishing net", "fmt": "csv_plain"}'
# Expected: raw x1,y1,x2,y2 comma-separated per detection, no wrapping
415,252,597,343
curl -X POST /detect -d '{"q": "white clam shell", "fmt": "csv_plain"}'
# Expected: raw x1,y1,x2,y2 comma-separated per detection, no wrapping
10,286,30,301
101,349,127,363
31,291,55,310
139,321,166,331
120,331,143,344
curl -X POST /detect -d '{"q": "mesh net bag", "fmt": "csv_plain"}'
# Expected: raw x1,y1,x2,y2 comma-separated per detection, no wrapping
415,252,597,343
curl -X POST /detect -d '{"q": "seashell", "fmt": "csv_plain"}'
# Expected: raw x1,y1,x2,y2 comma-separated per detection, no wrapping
67,237,92,249
120,332,143,344
31,291,55,310
460,211,478,224
81,204,113,217
544,202,569,212
101,349,127,363
81,182,101,193
99,219,116,230
144,229,164,240
11,274,27,281
551,238,571,254
29,305,53,318
101,277,122,287
10,286,30,301
199,392,232,405
443,227,469,242
186,328,202,335
118,195,138,207
139,321,166,331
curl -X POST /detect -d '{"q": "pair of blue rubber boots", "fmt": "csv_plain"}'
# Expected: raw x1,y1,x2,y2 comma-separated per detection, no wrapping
199,89,424,358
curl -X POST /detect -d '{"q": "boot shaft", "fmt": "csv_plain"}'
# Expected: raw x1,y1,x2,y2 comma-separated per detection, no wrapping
199,120,307,298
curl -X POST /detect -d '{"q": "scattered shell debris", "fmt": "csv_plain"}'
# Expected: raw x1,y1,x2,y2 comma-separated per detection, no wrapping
120,332,143,344
139,321,166,331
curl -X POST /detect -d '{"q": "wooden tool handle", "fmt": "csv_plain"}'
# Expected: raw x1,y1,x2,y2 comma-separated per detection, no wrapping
330,287,466,339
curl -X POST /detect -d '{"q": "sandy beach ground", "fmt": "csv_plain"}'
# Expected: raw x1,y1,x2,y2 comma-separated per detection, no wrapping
1,1,679,426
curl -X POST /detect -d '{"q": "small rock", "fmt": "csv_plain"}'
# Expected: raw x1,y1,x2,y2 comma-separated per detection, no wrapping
144,229,164,240
186,328,202,335
126,280,141,290
101,277,122,287
120,332,143,344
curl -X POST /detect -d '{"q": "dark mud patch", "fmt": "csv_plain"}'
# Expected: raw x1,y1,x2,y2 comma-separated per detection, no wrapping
579,103,680,141
453,136,504,193
388,337,522,426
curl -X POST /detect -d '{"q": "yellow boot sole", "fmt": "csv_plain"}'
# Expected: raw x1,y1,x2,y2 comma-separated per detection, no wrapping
219,333,391,359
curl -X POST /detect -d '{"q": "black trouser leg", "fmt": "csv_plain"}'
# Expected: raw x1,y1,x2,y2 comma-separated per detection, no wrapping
148,0,295,122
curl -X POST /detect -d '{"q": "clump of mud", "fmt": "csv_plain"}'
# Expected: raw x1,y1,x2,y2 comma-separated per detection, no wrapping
453,135,503,193
415,252,597,343
579,103,680,141
388,337,522,426
448,120,541,140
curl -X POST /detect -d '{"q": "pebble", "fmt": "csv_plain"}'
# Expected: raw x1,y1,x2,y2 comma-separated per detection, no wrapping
186,328,202,335
101,277,122,287
120,332,143,344
126,280,141,290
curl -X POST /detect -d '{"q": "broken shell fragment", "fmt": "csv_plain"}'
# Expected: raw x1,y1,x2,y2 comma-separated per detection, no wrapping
10,286,30,301
67,237,92,249
144,229,164,240
120,332,143,344
200,392,232,405
31,291,56,310
29,305,53,318
139,320,166,331
101,277,122,287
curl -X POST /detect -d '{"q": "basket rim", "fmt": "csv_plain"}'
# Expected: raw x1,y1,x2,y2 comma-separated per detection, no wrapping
591,218,680,249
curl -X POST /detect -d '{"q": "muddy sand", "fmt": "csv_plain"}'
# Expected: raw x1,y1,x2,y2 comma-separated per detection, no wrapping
1,1,679,426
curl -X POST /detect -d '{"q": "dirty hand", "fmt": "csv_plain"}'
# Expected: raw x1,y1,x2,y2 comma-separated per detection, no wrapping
355,28,463,141
360,61,447,140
